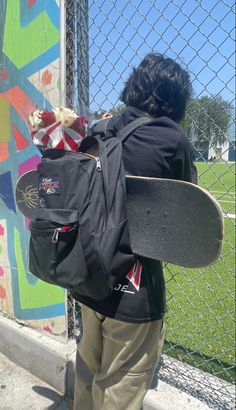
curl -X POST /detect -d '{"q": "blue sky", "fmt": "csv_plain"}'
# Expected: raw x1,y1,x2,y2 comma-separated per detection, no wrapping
87,0,235,112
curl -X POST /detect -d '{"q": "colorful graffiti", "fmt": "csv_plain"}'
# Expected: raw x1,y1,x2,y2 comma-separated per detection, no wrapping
0,0,67,337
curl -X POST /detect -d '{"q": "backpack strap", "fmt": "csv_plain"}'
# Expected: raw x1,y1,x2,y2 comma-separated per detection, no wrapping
91,116,153,142
90,118,110,136
117,117,154,143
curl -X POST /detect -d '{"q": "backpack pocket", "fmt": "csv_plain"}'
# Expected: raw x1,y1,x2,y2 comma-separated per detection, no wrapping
29,209,88,291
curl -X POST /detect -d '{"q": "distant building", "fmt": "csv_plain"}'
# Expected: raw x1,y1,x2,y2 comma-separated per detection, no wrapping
194,108,235,162
227,113,236,161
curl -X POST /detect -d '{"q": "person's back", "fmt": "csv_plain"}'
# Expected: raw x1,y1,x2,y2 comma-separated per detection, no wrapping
73,52,196,410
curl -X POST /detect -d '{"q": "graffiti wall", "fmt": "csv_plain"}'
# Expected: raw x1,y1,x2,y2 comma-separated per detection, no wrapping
0,0,67,338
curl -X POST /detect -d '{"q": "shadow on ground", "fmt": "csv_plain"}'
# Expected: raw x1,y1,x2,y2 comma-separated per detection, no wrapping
32,385,71,409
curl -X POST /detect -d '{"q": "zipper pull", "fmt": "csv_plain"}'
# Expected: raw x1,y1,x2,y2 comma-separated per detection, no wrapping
96,157,101,171
52,226,73,243
52,228,61,244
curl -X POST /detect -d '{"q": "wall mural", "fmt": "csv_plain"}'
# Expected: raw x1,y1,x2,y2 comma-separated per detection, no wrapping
0,0,67,338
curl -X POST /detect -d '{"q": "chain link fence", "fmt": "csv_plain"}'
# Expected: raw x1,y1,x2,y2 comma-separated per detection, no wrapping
65,0,235,407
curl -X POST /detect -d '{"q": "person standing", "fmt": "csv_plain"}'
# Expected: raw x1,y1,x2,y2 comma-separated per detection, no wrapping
73,52,196,410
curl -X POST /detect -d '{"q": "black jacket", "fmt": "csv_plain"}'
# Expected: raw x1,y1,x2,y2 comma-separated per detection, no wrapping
73,106,196,322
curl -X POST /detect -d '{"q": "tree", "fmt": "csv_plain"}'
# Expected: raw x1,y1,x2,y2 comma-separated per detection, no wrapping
109,104,125,117
181,96,232,148
93,104,125,120
93,109,107,120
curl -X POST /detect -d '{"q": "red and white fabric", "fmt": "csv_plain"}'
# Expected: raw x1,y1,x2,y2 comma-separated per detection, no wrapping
30,114,88,152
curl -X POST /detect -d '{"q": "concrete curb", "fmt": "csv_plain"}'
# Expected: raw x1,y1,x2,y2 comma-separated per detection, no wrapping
0,314,226,409
143,381,212,410
0,314,76,397
157,354,235,409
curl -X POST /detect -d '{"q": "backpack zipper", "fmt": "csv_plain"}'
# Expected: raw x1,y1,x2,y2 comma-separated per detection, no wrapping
82,153,101,171
66,150,102,171
52,226,73,243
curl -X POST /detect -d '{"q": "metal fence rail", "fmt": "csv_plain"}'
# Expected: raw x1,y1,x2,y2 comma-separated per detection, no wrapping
65,0,235,406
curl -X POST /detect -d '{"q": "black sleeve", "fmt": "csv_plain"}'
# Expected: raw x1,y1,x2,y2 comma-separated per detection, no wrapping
171,136,198,184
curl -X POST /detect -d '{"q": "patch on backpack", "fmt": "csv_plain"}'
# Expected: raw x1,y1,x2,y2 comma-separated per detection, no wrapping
39,177,61,195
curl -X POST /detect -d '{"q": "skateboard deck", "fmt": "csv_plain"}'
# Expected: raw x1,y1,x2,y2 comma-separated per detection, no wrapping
15,171,41,219
125,175,223,268
15,171,224,268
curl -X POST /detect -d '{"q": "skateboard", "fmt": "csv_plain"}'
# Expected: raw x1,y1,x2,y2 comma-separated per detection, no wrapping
15,171,224,268
125,176,223,268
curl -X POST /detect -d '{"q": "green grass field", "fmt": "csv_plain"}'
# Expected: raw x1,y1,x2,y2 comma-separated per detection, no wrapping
163,162,235,383
196,162,235,214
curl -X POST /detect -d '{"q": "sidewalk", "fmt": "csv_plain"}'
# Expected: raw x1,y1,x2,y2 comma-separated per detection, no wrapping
0,352,70,410
0,351,213,410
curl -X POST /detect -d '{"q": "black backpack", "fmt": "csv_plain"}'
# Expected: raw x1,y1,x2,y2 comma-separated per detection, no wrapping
29,117,152,300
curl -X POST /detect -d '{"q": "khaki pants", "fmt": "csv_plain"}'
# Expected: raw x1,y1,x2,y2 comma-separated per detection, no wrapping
73,304,165,410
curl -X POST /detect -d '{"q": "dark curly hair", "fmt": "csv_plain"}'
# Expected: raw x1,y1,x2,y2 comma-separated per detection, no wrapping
120,53,192,122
